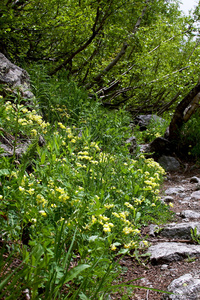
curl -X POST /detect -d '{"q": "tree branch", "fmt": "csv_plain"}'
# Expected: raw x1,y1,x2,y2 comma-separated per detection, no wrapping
85,0,150,89
49,4,111,76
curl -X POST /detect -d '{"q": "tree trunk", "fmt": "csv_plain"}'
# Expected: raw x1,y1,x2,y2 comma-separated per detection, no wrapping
168,80,200,143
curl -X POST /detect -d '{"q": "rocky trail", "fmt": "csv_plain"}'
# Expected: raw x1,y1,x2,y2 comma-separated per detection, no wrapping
113,165,200,300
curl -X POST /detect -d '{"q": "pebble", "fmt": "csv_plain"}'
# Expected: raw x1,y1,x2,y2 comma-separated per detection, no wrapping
161,264,168,270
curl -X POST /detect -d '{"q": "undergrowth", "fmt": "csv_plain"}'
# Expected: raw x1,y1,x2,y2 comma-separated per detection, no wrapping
0,66,172,299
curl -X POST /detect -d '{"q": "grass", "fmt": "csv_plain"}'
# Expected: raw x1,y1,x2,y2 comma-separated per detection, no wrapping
0,67,172,299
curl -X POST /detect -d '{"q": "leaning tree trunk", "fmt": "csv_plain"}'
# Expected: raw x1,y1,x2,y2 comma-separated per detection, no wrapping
168,80,200,143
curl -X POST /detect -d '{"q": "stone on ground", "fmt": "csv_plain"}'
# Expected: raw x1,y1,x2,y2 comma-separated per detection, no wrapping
191,191,200,200
165,186,185,195
148,242,200,264
158,222,200,240
163,273,200,299
158,155,180,172
180,210,200,219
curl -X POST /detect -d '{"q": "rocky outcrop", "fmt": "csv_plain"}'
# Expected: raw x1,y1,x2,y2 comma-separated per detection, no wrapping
0,52,34,99
0,53,44,158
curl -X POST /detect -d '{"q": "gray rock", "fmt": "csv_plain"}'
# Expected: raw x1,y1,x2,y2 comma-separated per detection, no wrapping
0,52,34,99
161,264,169,270
158,156,180,172
182,179,188,183
182,196,192,202
163,273,200,299
148,242,200,264
191,191,200,200
149,224,160,236
178,193,186,198
139,143,151,153
165,186,185,195
183,218,190,222
0,141,31,157
180,210,200,219
125,136,137,154
190,177,200,184
159,222,200,240
134,114,166,131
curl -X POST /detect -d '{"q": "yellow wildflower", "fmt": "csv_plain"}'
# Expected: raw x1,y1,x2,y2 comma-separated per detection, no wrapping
19,186,25,192
39,210,47,217
110,244,117,251
123,227,134,235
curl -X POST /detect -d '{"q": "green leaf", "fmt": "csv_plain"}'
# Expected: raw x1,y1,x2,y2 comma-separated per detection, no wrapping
78,292,90,300
0,169,10,176
63,264,90,283
40,151,46,164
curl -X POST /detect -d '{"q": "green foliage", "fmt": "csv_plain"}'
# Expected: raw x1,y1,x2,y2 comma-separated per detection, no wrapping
1,0,199,113
180,110,200,159
134,117,169,143
191,227,200,244
0,72,173,298
29,65,90,124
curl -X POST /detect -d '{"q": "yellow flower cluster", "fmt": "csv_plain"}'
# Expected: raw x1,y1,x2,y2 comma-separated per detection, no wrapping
112,211,133,227
4,102,50,134
146,158,165,175
123,227,134,235
144,179,159,189
77,151,92,161
124,241,136,249
104,203,115,209
36,194,47,207
50,104,69,119
103,222,114,233
124,202,134,209
58,122,66,129
55,186,70,202
59,194,70,202
90,142,100,152
110,244,117,251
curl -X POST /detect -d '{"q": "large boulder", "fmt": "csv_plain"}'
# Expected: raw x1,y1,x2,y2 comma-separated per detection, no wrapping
149,137,172,155
0,52,34,99
158,155,180,172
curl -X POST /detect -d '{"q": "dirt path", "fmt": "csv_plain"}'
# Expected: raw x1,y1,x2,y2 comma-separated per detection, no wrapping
112,166,200,300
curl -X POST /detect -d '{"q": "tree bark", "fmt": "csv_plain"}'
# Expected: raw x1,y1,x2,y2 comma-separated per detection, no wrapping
168,80,200,142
